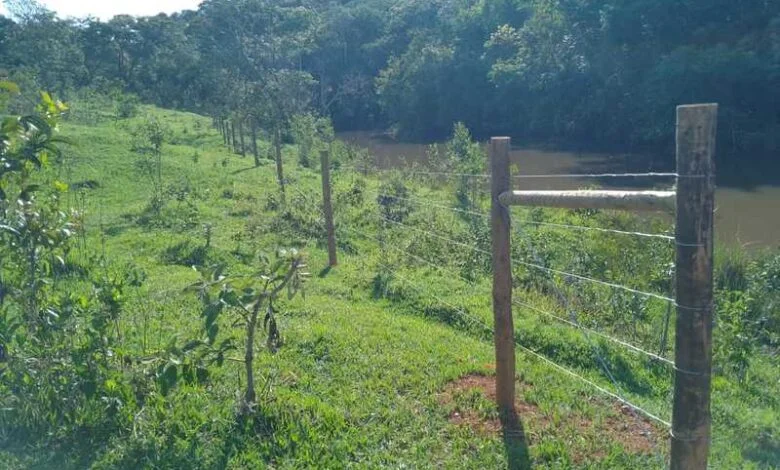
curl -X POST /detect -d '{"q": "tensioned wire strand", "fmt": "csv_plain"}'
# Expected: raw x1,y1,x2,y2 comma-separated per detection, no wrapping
336,167,679,180
377,215,675,303
344,224,674,366
369,190,675,241
353,232,672,428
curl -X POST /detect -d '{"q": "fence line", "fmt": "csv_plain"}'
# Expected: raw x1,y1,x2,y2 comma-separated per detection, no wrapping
512,299,675,365
336,167,679,181
346,224,673,429
370,190,675,240
222,107,716,467
377,215,674,302
346,222,674,366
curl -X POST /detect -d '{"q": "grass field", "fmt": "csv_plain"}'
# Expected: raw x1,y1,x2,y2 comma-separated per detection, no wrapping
1,104,777,469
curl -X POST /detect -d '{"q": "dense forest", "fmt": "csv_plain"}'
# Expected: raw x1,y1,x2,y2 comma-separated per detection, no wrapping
2,0,779,167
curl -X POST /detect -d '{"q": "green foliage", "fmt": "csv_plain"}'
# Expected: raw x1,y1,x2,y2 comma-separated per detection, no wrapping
289,113,334,168
115,93,140,119
131,116,167,212
445,122,485,208
377,173,413,224
189,250,308,411
1,91,776,469
0,85,144,445
2,0,779,169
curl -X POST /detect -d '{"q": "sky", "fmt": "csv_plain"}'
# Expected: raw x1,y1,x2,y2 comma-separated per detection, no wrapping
0,0,202,20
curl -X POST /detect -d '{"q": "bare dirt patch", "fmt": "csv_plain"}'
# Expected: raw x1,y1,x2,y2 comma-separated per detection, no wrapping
439,373,546,436
439,373,665,463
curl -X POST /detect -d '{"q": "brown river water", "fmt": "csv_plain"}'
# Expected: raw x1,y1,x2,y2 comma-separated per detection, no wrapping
339,131,780,249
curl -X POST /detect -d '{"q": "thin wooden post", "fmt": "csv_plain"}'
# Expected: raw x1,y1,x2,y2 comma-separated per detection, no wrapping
274,127,286,203
671,103,717,470
231,121,237,153
490,136,515,416
238,120,246,157
251,121,259,166
320,150,337,267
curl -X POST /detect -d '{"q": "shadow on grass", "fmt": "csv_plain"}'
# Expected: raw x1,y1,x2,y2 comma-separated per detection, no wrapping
215,410,279,469
318,265,332,277
231,165,261,175
501,409,532,470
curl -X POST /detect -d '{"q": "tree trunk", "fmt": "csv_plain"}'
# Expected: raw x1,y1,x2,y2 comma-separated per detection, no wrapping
244,301,261,407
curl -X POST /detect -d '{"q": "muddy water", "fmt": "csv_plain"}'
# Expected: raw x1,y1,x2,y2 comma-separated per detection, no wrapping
339,131,780,248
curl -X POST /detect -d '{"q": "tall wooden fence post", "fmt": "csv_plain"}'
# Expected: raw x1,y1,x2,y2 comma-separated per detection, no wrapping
490,136,515,417
238,120,246,157
274,127,286,204
671,103,717,470
320,150,337,267
231,121,238,154
251,121,259,166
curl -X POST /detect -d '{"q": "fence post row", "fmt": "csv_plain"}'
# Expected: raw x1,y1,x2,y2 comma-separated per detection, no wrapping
320,150,338,267
490,104,717,470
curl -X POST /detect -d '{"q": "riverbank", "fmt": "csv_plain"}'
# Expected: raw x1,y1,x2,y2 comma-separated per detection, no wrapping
338,131,780,249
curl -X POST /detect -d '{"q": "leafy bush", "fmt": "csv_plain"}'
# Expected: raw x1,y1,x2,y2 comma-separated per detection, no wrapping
188,250,308,413
0,86,147,442
377,173,413,223
290,113,334,168
115,93,140,119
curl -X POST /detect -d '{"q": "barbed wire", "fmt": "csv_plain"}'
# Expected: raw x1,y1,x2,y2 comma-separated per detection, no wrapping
345,224,674,365
370,190,675,241
377,215,674,302
348,224,672,428
336,166,679,181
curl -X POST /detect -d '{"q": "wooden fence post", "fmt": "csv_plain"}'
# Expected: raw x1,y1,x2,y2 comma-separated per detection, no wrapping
238,120,246,157
251,121,259,166
231,121,237,154
671,104,717,470
320,150,337,267
490,136,515,416
274,127,286,203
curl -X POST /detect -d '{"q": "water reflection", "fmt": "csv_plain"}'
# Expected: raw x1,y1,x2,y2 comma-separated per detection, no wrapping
338,131,780,248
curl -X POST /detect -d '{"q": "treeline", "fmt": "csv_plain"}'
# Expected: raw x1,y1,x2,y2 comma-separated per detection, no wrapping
2,0,780,165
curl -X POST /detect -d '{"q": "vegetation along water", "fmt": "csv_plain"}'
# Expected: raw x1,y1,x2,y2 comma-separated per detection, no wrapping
0,0,778,468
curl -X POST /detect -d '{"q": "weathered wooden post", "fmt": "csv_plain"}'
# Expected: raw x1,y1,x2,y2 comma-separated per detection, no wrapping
251,121,259,166
490,136,515,416
274,127,286,204
671,104,717,470
238,120,246,157
320,150,338,267
231,120,238,154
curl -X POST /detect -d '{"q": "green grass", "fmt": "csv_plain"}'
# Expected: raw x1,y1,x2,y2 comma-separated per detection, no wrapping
1,104,777,469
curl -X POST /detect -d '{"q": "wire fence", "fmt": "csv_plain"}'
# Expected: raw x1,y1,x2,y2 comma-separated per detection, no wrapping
344,216,673,428
95,140,712,450
329,161,685,429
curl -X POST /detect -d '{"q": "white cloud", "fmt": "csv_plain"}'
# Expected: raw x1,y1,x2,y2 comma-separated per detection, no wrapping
1,0,202,20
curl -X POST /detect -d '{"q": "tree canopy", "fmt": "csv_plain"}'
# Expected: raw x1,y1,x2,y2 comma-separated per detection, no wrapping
1,0,779,165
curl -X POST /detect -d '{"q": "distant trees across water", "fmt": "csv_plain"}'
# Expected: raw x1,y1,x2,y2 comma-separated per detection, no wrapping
2,0,779,166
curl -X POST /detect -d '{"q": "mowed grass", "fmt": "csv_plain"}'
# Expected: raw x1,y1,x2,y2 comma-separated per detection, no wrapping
1,105,775,469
